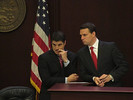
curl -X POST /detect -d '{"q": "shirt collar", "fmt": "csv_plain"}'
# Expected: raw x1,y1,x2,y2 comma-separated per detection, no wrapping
88,38,99,49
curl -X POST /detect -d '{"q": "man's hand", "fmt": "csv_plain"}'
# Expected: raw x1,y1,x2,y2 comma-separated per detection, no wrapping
94,77,104,87
94,74,112,87
67,73,79,82
99,74,112,83
58,49,68,62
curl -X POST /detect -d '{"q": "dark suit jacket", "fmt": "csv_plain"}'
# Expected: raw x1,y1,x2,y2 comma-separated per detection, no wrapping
38,49,77,100
77,41,128,87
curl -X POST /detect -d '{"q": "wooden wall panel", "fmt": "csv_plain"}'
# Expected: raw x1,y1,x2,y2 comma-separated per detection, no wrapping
0,0,38,89
0,0,133,89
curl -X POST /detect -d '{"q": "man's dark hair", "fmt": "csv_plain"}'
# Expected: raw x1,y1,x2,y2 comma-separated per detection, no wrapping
80,22,97,34
51,31,66,42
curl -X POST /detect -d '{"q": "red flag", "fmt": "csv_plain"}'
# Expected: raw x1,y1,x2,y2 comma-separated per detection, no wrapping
30,0,51,93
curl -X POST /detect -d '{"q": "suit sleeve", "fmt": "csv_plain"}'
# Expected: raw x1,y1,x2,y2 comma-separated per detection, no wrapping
64,52,78,76
38,54,65,89
109,43,128,82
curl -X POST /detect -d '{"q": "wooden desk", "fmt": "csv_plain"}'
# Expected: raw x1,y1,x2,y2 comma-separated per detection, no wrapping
48,83,133,100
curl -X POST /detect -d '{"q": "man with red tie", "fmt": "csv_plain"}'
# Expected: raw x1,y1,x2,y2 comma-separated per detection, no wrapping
77,22,128,87
38,31,79,100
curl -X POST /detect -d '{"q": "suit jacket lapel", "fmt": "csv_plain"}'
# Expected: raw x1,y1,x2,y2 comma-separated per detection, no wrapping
49,50,62,69
97,41,104,71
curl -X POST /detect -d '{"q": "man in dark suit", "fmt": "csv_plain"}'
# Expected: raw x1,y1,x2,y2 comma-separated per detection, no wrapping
77,22,128,87
38,31,79,100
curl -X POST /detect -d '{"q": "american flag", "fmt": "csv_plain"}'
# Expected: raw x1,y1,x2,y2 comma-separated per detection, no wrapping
30,0,51,93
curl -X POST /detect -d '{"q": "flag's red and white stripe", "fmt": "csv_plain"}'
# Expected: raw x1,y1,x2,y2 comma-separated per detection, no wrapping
30,0,51,93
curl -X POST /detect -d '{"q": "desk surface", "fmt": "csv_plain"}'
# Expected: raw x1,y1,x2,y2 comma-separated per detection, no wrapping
48,83,133,93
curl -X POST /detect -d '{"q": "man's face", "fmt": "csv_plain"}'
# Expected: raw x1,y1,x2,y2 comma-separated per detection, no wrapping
80,28,95,46
52,40,66,55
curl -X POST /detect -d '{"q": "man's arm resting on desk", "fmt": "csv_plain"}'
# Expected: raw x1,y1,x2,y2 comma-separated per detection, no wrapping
66,73,79,83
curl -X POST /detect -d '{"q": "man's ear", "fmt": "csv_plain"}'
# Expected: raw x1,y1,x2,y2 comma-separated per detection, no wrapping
92,31,96,36
64,40,66,45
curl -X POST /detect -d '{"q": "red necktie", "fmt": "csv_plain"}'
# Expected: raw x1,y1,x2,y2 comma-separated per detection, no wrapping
59,56,63,68
90,47,97,70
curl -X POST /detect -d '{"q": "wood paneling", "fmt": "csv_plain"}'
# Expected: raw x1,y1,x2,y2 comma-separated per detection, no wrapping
0,0,133,89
